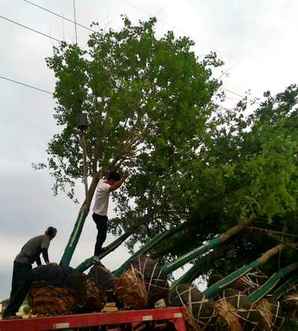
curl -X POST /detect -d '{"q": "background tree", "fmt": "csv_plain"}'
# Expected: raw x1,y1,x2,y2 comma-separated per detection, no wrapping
43,13,298,279
115,84,298,280
43,16,222,266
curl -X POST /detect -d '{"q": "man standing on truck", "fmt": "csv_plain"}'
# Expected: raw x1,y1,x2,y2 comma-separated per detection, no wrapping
3,226,57,318
92,171,128,256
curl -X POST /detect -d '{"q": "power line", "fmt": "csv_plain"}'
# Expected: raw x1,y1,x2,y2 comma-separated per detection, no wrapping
0,74,52,95
225,88,244,99
73,0,78,44
24,0,96,33
0,14,61,42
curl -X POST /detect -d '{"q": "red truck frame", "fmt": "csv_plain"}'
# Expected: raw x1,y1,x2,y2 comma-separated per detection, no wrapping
0,307,187,331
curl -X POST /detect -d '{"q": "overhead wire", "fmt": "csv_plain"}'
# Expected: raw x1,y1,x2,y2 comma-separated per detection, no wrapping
23,0,96,34
0,14,62,42
225,88,245,99
0,74,52,95
0,3,246,104
0,2,242,106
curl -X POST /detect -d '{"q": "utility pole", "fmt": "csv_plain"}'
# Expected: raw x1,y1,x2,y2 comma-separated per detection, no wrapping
73,0,78,44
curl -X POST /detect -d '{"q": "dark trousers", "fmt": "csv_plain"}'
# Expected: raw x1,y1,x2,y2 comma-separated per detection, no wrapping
92,213,108,256
3,261,32,317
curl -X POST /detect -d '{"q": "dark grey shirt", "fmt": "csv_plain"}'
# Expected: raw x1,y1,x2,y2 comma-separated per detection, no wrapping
14,235,50,265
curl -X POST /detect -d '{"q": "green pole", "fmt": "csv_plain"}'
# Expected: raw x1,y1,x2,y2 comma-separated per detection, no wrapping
60,207,88,267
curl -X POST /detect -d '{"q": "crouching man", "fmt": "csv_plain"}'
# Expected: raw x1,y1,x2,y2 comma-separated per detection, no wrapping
3,226,57,318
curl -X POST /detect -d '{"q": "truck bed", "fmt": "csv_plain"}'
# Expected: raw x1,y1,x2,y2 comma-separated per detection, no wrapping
0,307,186,331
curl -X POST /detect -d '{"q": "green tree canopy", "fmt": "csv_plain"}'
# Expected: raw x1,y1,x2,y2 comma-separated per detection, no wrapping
116,84,298,263
45,16,221,204
43,15,298,274
43,16,223,265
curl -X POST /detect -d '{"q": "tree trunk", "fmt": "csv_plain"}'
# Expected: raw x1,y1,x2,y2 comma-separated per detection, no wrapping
76,230,134,272
257,244,285,264
60,174,101,267
272,274,298,300
218,217,255,242
203,244,285,299
163,217,255,276
113,223,186,277
248,262,298,304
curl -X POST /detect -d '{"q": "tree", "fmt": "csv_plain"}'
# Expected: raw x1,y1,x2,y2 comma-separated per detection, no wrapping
115,84,298,282
43,16,222,266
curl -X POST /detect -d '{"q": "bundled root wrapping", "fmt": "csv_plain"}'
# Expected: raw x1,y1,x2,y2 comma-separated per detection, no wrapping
22,257,297,331
214,299,242,331
30,279,106,315
30,285,77,316
254,299,273,331
85,278,106,312
169,284,213,321
282,292,298,319
115,266,148,309
88,262,116,303
169,283,282,331
131,256,169,306
28,264,107,316
115,256,169,309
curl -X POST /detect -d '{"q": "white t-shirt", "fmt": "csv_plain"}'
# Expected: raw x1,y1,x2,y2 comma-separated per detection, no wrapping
92,179,111,216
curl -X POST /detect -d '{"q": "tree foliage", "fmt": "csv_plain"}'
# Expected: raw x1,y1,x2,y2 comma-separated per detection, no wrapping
115,84,298,252
43,15,298,276
45,16,221,208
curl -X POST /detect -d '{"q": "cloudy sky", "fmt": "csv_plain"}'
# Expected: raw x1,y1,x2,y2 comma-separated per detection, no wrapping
0,0,298,299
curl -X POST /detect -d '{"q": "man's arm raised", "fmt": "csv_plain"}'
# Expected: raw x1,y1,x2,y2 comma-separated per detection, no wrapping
109,173,129,192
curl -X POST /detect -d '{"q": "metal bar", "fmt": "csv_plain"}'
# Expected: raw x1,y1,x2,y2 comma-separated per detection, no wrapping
174,316,187,331
0,307,186,331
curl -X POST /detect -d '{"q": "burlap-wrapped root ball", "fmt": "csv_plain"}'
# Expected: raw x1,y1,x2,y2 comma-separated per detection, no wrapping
115,256,169,309
29,264,105,315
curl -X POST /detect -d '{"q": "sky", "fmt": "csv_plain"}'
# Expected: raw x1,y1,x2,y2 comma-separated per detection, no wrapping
0,0,298,299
